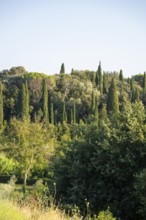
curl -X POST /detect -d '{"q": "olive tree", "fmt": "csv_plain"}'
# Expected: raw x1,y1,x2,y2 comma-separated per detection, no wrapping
6,118,56,190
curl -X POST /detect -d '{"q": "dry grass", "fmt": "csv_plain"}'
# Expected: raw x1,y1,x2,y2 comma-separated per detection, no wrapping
20,203,82,220
0,199,30,220
0,199,82,220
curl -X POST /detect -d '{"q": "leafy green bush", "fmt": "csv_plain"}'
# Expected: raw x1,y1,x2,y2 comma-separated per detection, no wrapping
96,209,116,220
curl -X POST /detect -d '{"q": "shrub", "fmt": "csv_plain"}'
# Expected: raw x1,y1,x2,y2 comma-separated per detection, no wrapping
96,209,116,220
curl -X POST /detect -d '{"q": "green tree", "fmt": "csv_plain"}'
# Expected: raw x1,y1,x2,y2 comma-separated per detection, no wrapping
70,108,73,124
10,66,26,76
107,77,119,114
42,79,49,123
7,118,55,190
63,101,67,123
71,68,74,75
100,103,107,122
130,78,135,91
20,82,29,120
0,154,18,176
127,77,130,85
60,63,65,74
143,72,146,89
25,81,29,118
92,71,96,86
50,102,54,124
91,91,95,114
73,100,76,124
97,62,103,93
103,73,108,93
119,69,124,82
94,97,99,120
0,82,3,128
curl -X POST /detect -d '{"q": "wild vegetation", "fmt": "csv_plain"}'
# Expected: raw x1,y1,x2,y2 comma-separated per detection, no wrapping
0,63,146,219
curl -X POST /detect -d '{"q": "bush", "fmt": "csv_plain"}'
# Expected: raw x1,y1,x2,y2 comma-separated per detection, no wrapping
0,183,14,199
96,209,116,220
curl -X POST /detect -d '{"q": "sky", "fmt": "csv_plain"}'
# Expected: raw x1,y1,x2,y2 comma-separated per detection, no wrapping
0,0,146,77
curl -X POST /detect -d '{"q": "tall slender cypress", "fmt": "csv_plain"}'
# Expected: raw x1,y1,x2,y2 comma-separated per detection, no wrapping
119,69,124,82
92,71,96,86
95,71,98,86
91,91,95,114
97,62,103,93
143,72,146,89
71,108,73,124
103,73,108,93
94,97,99,123
100,103,107,121
60,63,65,74
50,102,54,124
107,77,119,114
25,81,29,118
73,100,76,124
127,77,130,85
42,79,49,123
63,101,67,123
130,78,135,91
130,78,136,102
20,82,29,120
71,68,74,75
0,82,3,128
132,88,139,102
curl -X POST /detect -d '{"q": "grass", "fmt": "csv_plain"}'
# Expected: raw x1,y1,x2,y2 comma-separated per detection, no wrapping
0,199,30,220
0,199,81,220
0,183,116,219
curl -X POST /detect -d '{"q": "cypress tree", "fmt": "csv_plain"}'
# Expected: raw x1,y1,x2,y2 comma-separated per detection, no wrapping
119,69,124,82
71,68,74,75
135,88,140,101
60,63,65,74
50,102,54,124
91,91,95,114
127,77,130,85
92,71,96,86
95,70,98,86
130,78,136,102
63,101,67,123
20,84,25,119
103,73,108,93
143,72,146,89
73,100,76,124
70,108,73,124
132,88,139,102
94,97,99,123
42,79,49,123
130,78,135,91
0,82,3,128
20,82,29,120
107,77,119,114
97,62,103,93
25,81,29,118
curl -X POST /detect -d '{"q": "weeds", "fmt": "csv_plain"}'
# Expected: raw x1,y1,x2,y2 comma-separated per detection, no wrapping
0,180,116,219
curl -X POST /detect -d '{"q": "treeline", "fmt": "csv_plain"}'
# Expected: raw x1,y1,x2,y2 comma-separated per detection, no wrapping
0,64,146,124
0,63,146,219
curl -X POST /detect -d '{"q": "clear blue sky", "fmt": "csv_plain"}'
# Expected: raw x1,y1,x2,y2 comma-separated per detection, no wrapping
0,0,146,77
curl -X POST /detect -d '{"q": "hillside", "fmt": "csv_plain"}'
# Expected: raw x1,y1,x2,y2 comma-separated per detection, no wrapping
0,64,146,220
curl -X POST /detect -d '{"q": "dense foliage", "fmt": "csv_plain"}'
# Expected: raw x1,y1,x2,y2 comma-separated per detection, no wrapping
0,64,146,219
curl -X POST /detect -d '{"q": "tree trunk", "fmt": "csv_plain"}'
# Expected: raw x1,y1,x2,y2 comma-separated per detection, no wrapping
23,171,28,194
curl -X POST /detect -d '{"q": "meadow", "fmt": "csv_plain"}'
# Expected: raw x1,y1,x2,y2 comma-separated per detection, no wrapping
0,182,115,220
